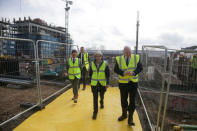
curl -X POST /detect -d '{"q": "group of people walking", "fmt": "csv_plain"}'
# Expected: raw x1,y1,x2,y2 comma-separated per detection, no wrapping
66,46,143,126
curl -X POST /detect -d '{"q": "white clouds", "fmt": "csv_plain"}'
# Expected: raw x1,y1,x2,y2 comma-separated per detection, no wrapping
1,0,197,50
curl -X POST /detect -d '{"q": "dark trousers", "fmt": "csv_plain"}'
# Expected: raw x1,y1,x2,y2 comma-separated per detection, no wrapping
91,83,106,114
71,77,79,95
79,67,87,89
119,81,138,117
189,67,197,81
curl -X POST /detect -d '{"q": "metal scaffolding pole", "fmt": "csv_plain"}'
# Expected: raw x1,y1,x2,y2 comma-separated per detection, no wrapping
136,11,140,54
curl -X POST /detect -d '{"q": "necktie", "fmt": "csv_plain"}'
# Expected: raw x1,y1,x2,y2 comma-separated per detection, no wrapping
81,53,82,64
73,58,75,63
126,58,129,66
82,53,84,64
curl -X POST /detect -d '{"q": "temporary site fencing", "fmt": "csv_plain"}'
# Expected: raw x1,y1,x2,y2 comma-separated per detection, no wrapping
139,45,197,131
0,37,78,129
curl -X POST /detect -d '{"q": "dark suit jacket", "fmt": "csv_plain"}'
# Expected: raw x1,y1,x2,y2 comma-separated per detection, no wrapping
114,55,143,86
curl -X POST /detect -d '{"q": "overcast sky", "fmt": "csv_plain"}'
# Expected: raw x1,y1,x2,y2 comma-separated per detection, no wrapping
0,0,197,50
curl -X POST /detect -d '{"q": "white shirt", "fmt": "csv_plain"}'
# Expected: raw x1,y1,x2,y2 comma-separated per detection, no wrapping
71,57,77,62
124,56,130,64
81,53,84,64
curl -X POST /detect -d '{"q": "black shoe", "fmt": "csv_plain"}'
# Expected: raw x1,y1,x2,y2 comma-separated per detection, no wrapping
74,99,77,103
100,105,104,109
128,116,135,126
92,113,97,120
118,114,127,121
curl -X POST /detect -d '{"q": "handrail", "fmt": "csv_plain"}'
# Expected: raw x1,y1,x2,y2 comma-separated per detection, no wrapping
138,88,154,131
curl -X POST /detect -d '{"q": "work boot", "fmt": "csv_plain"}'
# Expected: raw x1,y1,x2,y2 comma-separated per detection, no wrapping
118,111,127,121
92,112,97,120
74,94,78,103
128,114,135,126
74,99,77,103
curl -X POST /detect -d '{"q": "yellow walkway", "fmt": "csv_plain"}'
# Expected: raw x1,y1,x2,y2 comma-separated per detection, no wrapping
14,86,143,131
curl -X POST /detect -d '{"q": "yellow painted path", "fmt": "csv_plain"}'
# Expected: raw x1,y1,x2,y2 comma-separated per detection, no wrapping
14,85,143,131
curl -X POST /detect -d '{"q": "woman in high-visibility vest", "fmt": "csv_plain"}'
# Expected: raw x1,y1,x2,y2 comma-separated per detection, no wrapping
66,50,81,103
89,51,110,120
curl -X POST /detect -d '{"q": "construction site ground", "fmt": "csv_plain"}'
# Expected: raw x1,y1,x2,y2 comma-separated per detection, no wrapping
138,90,197,130
0,84,62,123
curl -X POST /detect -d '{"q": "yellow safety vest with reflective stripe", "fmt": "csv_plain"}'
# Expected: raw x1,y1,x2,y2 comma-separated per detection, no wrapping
91,61,107,86
116,54,139,83
68,58,81,79
190,56,197,69
81,52,89,70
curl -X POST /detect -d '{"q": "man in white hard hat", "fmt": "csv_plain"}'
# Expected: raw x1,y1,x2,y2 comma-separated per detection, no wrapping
89,51,110,120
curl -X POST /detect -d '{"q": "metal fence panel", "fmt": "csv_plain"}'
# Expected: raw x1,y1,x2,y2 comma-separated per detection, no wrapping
139,45,169,131
140,45,197,131
163,50,197,131
0,37,38,127
36,40,78,105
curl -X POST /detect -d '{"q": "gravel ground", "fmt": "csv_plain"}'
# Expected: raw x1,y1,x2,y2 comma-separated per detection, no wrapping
0,84,64,123
0,82,70,131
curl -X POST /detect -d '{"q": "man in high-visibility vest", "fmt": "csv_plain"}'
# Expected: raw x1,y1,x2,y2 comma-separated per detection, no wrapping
66,49,81,103
114,46,143,126
190,54,197,81
78,47,90,90
89,51,110,120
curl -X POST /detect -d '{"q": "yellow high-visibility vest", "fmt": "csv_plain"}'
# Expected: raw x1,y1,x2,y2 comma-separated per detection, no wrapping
116,54,140,83
190,56,197,69
91,61,107,86
80,52,89,70
68,57,81,79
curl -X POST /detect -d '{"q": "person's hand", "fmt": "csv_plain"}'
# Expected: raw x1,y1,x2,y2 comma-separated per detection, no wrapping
106,85,110,88
128,71,134,76
124,71,134,76
124,71,130,76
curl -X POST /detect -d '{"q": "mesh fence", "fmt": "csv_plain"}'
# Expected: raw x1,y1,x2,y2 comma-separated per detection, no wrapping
36,40,78,101
164,50,197,131
139,46,197,131
0,37,37,124
139,46,169,130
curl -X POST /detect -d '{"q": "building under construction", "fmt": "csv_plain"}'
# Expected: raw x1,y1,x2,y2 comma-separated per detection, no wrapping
0,17,73,57
0,17,73,87
0,18,15,56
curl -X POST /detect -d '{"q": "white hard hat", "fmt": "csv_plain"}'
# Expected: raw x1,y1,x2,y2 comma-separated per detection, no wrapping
95,51,103,56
